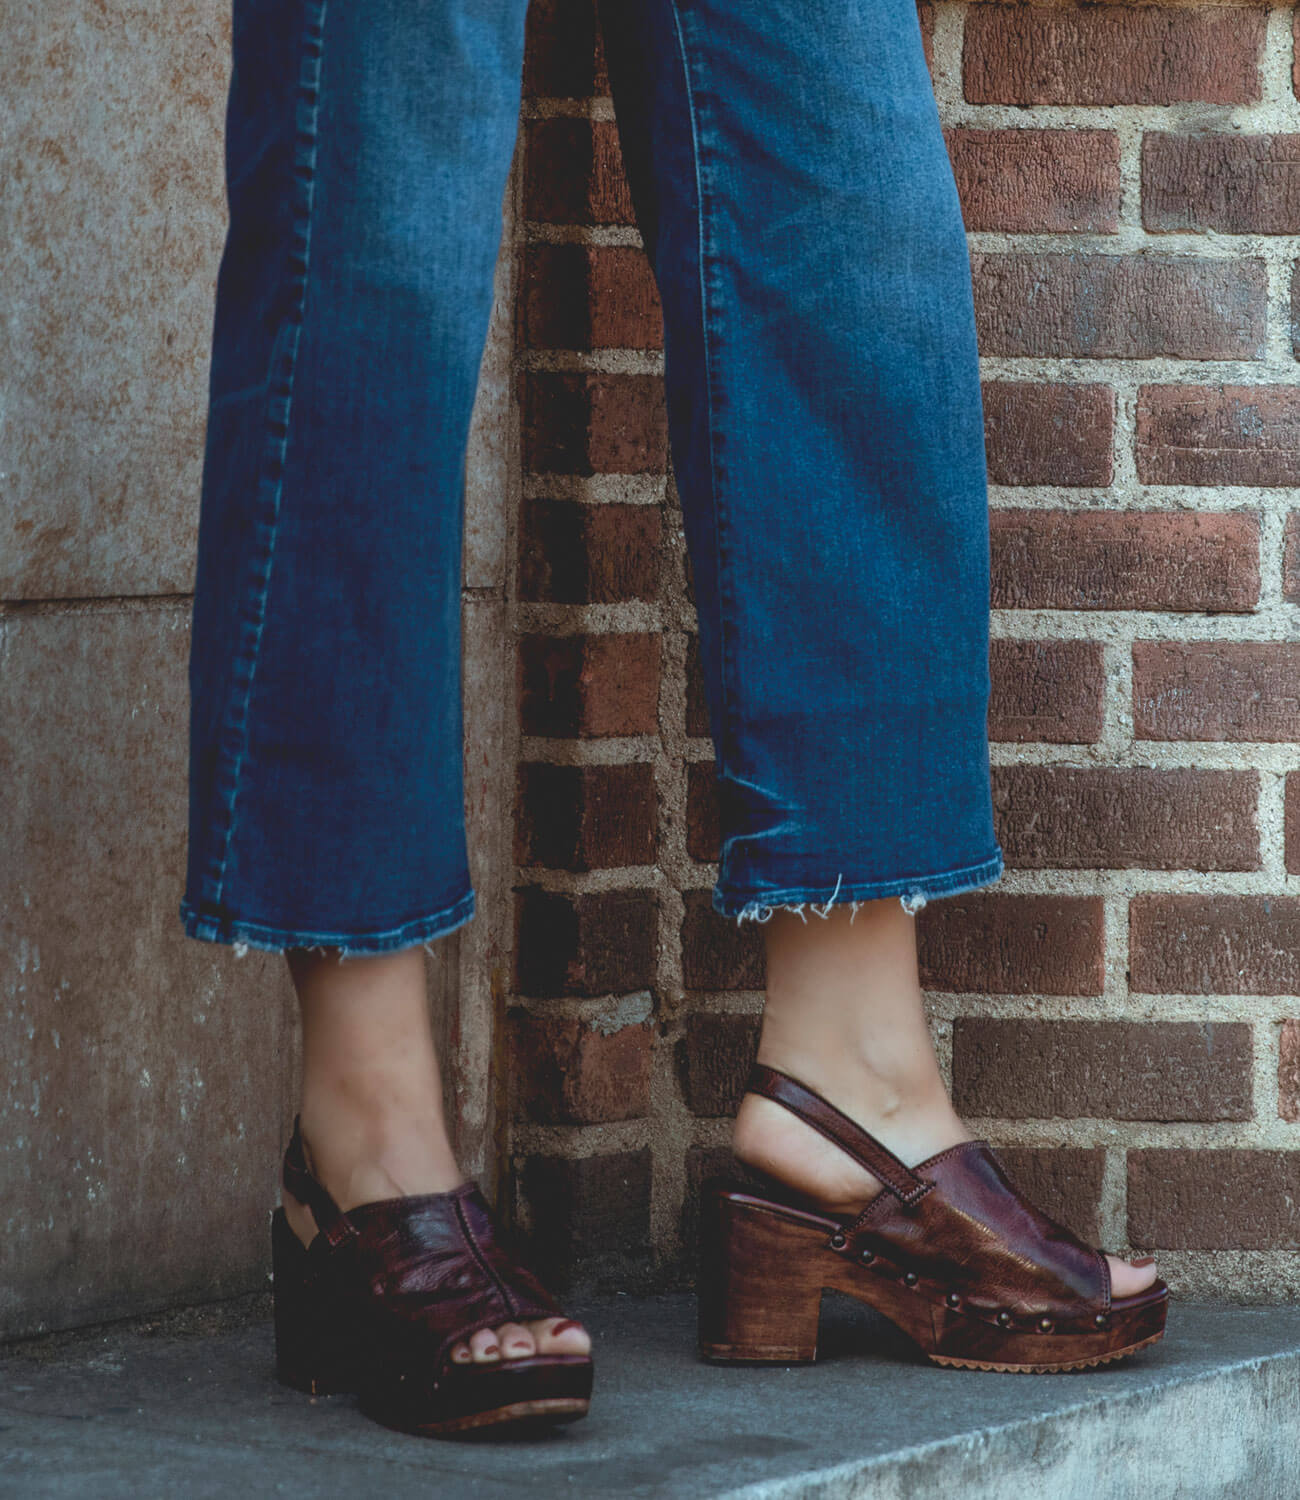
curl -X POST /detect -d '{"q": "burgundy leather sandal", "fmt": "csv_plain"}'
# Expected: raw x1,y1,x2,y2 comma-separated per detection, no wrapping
698,1064,1168,1373
271,1118,593,1436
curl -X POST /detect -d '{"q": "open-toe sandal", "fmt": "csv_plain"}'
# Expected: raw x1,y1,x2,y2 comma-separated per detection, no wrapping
698,1064,1168,1373
271,1117,593,1435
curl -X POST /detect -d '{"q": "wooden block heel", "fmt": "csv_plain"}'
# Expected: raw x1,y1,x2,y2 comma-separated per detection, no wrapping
698,1064,1169,1374
271,1207,360,1396
698,1189,824,1362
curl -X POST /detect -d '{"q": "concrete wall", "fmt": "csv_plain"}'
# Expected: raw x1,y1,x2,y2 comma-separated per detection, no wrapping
1,1,517,1338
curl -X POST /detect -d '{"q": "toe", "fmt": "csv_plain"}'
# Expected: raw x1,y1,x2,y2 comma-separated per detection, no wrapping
469,1327,502,1364
495,1321,537,1361
1107,1252,1158,1297
531,1317,591,1357
449,1340,473,1364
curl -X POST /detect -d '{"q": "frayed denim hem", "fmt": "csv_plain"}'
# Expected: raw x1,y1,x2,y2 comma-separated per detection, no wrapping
177,888,476,959
712,850,1004,926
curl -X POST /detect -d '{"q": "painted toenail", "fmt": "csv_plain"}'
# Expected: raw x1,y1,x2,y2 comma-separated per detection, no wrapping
550,1320,580,1335
1130,1256,1156,1266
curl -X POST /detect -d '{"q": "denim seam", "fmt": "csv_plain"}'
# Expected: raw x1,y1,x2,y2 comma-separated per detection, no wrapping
178,887,476,960
665,1,738,774
208,0,329,909
712,849,1005,924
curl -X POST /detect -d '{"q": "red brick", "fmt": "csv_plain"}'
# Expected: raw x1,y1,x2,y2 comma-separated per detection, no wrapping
519,499,661,604
1280,1020,1300,1124
988,639,1105,744
517,1149,652,1284
522,0,607,99
918,894,1105,996
1137,385,1300,488
678,1013,760,1117
1285,512,1300,603
947,129,1120,234
990,510,1260,612
1131,895,1300,995
681,890,765,991
964,7,1264,106
686,761,719,863
523,118,633,224
982,382,1114,488
514,888,657,997
953,1020,1252,1122
1144,133,1300,234
685,636,711,739
517,244,662,351
994,766,1259,872
516,763,657,870
1288,773,1300,875
510,1009,652,1123
518,633,660,738
995,1148,1104,1244
972,254,1266,360
1128,1150,1300,1250
1133,642,1300,743
520,372,668,475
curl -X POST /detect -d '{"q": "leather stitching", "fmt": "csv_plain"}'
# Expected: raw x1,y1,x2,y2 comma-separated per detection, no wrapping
453,1195,517,1322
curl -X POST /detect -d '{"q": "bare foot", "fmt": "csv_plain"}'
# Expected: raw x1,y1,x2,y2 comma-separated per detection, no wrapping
282,1133,591,1367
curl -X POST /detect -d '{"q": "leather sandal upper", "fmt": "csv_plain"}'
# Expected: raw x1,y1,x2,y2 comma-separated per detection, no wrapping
745,1064,1114,1334
282,1118,566,1374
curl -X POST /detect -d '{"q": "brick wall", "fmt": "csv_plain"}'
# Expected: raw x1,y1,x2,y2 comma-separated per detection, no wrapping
505,0,1300,1298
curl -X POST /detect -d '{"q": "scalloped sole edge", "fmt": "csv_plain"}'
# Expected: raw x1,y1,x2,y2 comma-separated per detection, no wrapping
369,1396,591,1438
929,1329,1166,1374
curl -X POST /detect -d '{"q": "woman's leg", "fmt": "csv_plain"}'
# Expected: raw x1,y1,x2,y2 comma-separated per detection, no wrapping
598,0,1158,1304
733,905,1158,1297
180,0,587,1376
283,947,588,1364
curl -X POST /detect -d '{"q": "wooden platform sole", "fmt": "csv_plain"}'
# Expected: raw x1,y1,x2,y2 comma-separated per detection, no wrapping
698,1188,1169,1374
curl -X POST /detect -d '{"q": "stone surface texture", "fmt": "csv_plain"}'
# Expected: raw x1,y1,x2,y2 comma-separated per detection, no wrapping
2,0,515,1337
4,1297,1300,1499
0,2,230,599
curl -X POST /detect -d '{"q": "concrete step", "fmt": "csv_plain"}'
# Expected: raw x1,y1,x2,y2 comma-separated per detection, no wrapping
3,1293,1299,1498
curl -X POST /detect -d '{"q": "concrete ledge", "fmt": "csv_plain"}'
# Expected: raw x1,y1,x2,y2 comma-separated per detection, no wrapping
3,1294,1299,1498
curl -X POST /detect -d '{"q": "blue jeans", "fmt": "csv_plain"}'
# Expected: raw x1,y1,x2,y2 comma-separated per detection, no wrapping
180,0,1002,956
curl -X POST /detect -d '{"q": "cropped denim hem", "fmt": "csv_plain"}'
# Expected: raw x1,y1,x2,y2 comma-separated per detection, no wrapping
183,1,1001,958
713,850,1004,925
177,888,476,959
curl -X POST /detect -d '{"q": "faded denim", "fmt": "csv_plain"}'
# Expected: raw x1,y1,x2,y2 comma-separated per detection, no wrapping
180,0,1003,957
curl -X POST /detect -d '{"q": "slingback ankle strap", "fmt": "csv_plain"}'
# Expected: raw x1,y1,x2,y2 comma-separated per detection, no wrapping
282,1116,358,1248
745,1063,933,1208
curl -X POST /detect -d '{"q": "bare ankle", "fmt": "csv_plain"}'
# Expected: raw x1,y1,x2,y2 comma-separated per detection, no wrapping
295,1098,463,1211
753,1044,960,1135
731,1067,973,1217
